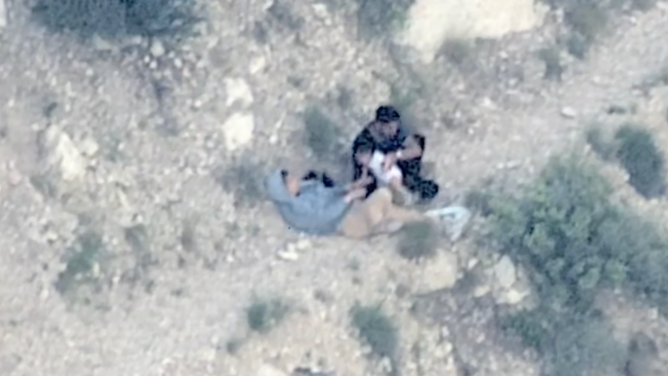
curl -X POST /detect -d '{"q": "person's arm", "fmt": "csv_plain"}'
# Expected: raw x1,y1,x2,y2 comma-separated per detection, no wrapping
396,134,423,160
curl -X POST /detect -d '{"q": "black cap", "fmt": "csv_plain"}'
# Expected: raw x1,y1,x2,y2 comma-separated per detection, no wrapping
375,105,401,123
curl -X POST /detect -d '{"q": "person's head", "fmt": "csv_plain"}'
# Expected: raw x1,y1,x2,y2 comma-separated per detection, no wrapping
355,142,374,166
281,169,301,196
373,105,401,138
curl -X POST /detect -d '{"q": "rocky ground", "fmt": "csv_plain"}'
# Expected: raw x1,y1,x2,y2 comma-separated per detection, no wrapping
2,0,668,375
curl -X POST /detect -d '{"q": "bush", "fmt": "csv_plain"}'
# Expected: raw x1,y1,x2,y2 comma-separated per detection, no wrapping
396,220,438,261
490,155,668,375
356,0,414,39
502,308,626,376
585,124,617,161
538,47,563,80
351,303,398,374
212,158,266,208
246,297,289,334
441,38,474,66
55,231,105,296
32,0,200,41
303,106,344,161
615,124,666,198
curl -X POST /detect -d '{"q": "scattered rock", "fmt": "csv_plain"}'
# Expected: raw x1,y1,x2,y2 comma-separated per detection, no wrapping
43,127,87,181
79,137,99,157
91,34,115,51
249,55,268,75
258,364,289,376
493,255,516,289
560,106,577,119
225,78,254,107
398,0,546,63
418,251,459,292
498,287,529,305
150,40,166,58
222,112,255,152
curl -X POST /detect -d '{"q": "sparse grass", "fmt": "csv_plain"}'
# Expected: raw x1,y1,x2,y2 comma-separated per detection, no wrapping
441,38,474,66
54,231,104,296
396,220,438,261
212,158,266,208
631,0,656,11
351,304,398,363
464,188,494,217
267,0,304,31
585,123,617,161
246,296,289,334
32,0,201,42
303,106,343,160
615,124,666,198
538,46,563,80
356,0,414,39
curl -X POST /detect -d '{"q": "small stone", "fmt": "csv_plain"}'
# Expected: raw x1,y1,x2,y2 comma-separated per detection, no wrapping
150,40,166,58
91,34,115,51
249,55,268,75
312,4,329,19
502,288,529,305
80,137,99,157
295,239,311,250
277,248,299,261
560,106,577,119
493,255,516,289
221,112,255,152
257,364,289,376
225,78,254,107
473,285,490,297
418,251,459,292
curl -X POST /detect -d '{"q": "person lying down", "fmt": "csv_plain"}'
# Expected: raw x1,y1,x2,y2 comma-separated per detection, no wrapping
264,168,460,239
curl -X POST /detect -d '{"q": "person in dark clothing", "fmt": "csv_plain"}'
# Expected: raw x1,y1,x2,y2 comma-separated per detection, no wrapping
352,105,439,203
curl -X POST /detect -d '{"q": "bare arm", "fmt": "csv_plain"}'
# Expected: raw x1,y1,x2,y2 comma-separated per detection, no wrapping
396,135,423,160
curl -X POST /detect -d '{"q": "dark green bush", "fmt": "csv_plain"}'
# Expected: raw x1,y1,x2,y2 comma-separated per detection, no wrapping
246,297,289,334
396,220,438,261
502,308,626,376
32,0,200,41
490,155,668,375
615,124,666,198
351,303,398,374
356,0,414,39
303,106,344,161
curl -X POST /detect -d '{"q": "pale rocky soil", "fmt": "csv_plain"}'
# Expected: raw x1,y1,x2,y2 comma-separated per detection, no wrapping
2,0,668,376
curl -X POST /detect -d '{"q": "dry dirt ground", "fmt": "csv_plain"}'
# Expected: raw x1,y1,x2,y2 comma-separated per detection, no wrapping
2,1,668,376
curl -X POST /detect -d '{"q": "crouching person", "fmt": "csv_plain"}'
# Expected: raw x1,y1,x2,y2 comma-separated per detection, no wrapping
265,169,427,239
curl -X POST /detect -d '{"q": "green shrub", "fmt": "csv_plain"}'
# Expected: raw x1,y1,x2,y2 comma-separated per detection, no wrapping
615,125,666,198
55,231,104,295
441,38,474,66
246,297,289,334
396,220,438,261
351,303,398,374
502,309,626,376
538,47,563,80
212,158,266,208
303,106,344,160
585,124,617,161
490,155,668,375
356,0,414,39
32,0,200,41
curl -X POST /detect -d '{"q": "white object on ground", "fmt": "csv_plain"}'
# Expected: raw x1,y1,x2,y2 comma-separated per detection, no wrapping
367,150,402,186
425,206,472,242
